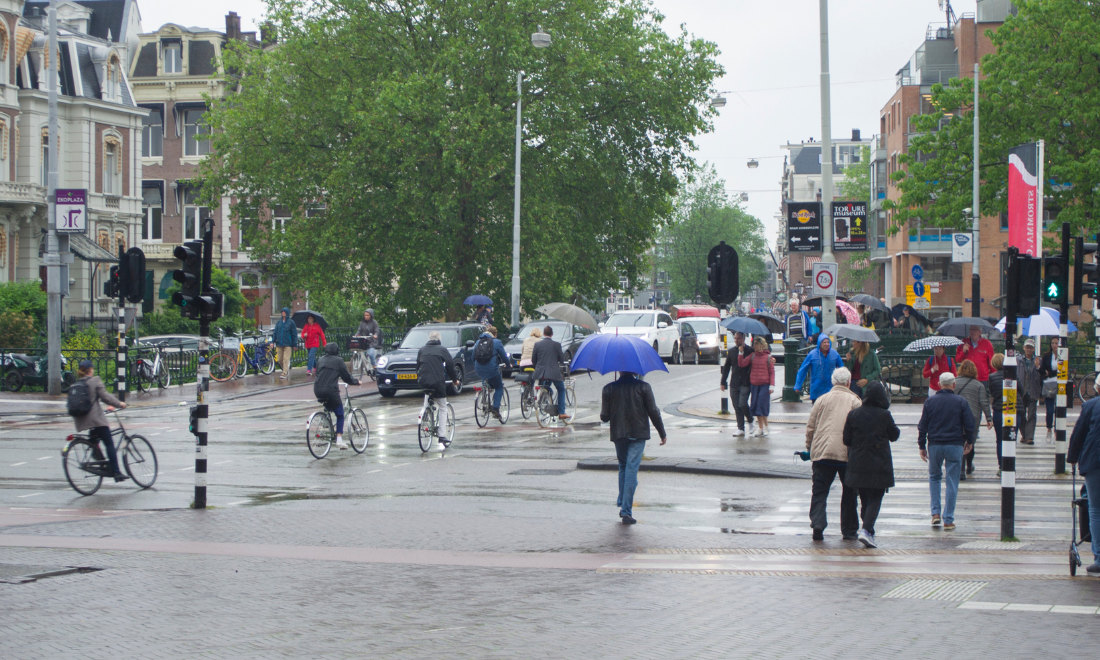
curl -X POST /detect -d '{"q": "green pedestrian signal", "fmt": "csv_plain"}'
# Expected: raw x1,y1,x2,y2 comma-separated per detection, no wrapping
1047,282,1060,298
1043,256,1067,305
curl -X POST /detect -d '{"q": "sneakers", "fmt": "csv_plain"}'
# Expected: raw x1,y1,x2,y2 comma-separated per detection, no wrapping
335,436,348,449
762,427,770,437
1086,562,1100,576
491,408,503,421
732,428,745,437
1046,428,1053,442
279,374,288,380
943,522,956,530
812,528,824,541
857,529,877,548
439,437,450,448
746,424,755,437
1020,438,1034,445
620,514,637,525
931,514,942,526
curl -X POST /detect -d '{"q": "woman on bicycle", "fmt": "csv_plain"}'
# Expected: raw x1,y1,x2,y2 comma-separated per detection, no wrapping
313,343,359,449
302,314,327,377
519,326,542,367
71,360,129,481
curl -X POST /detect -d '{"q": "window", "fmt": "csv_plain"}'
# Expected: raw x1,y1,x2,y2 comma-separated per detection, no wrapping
238,272,261,289
103,141,118,194
142,107,163,157
163,42,182,74
183,189,210,240
922,256,962,282
1000,212,1008,231
142,186,162,241
618,275,629,291
40,135,48,186
272,205,290,232
238,210,258,248
184,109,210,156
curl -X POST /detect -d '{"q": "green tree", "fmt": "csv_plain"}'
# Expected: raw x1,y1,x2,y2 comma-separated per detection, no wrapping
837,146,871,205
658,167,768,304
142,267,251,335
201,0,722,323
888,0,1100,237
0,281,48,327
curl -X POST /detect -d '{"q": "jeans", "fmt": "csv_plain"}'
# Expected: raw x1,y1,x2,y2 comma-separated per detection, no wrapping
927,444,964,524
542,379,566,415
732,385,751,430
1019,395,1038,441
1045,397,1055,430
849,383,864,399
307,347,319,372
89,426,121,476
1085,470,1100,561
366,346,377,367
614,439,646,518
483,372,505,409
857,487,886,535
809,462,858,535
331,403,345,434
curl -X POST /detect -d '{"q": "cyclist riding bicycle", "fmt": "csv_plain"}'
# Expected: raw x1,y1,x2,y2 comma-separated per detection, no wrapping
313,343,359,449
355,308,382,371
69,360,129,482
417,331,460,447
473,325,513,421
531,325,570,422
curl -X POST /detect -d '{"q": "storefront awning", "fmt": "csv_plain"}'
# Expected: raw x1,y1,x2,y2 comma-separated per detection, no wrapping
68,233,117,262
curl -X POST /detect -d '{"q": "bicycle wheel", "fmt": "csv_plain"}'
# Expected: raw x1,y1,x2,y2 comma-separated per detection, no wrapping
261,346,276,375
235,350,249,379
498,387,510,424
348,408,370,453
418,407,436,452
307,412,333,459
209,352,237,382
536,388,555,428
1078,372,1098,403
474,388,489,428
445,403,456,443
123,435,158,488
62,439,104,496
133,362,149,393
156,363,170,389
520,385,533,419
563,386,576,423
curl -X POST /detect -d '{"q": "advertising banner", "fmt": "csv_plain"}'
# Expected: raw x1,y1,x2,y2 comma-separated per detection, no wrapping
786,202,822,253
831,201,867,251
1007,141,1044,257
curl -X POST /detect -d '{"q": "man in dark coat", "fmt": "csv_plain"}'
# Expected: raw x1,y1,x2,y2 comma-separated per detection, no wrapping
843,381,900,548
917,372,976,530
600,372,668,524
720,331,753,436
313,343,359,449
531,326,569,421
417,331,460,447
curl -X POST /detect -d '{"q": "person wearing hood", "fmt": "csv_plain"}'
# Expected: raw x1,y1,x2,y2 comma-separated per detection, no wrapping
843,381,900,548
1068,372,1100,576
313,343,359,449
273,307,299,380
805,367,863,540
355,309,382,372
795,335,845,403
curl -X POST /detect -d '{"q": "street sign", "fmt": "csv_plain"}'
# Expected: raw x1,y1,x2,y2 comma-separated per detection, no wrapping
911,264,924,280
831,201,868,251
55,189,87,234
906,284,932,308
776,292,788,302
913,298,931,310
812,262,838,297
786,202,822,253
952,232,973,262
925,281,941,294
913,281,925,297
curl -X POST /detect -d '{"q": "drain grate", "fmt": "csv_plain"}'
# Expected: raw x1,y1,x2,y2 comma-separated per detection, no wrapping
956,541,1031,550
508,469,573,476
883,579,988,601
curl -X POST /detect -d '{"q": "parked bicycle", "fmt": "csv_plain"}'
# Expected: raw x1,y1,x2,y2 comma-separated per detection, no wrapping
209,332,240,382
1078,371,1097,403
418,389,455,452
133,341,171,392
234,332,276,379
474,378,510,427
306,382,369,459
61,410,158,495
535,363,577,428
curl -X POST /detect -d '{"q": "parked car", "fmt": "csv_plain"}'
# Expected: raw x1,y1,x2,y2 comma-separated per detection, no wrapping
135,334,201,353
599,310,679,362
677,316,727,364
771,333,786,364
502,321,591,376
375,322,484,398
673,321,700,364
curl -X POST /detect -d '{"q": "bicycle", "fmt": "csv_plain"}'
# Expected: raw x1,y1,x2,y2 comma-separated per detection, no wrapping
209,332,240,382
535,364,577,428
61,410,158,496
1077,371,1097,403
349,336,377,381
418,389,456,452
133,341,171,392
515,368,537,419
306,382,369,459
234,333,276,378
474,377,510,427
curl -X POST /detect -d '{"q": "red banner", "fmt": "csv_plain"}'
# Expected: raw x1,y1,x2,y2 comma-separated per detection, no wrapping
1007,142,1040,257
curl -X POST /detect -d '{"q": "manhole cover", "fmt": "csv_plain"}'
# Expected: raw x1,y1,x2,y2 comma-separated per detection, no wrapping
882,579,987,601
508,469,573,476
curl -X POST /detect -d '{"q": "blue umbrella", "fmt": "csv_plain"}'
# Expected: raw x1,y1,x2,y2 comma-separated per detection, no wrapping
463,295,493,306
569,333,668,376
720,316,770,336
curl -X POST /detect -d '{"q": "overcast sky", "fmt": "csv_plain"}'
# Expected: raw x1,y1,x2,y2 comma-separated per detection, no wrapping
137,0,979,242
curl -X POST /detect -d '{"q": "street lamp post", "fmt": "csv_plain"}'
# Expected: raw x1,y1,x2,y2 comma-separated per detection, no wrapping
511,27,551,328
818,0,837,330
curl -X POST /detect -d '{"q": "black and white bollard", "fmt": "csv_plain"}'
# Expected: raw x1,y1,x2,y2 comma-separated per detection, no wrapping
116,305,127,402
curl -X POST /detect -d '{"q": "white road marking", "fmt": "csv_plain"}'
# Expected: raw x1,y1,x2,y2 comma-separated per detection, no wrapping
17,493,44,498
178,466,195,472
366,469,382,474
36,456,51,461
225,500,249,507
9,462,27,467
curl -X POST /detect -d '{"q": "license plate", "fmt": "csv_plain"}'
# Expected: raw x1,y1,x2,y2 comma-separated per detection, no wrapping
396,374,417,380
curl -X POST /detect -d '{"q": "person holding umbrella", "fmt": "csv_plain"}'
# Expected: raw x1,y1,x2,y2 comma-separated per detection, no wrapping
600,371,667,525
1040,336,1059,443
721,331,754,437
894,306,922,332
922,345,957,393
301,314,327,377
955,325,995,383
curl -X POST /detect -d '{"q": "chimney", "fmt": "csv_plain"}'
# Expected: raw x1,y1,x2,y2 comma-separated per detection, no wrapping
260,22,277,47
225,11,241,41
852,129,861,141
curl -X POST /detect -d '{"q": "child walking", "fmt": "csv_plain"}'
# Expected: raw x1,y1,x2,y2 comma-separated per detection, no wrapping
738,336,775,436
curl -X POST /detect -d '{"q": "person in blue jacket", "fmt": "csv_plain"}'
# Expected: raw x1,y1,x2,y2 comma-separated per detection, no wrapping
472,326,513,421
795,335,845,402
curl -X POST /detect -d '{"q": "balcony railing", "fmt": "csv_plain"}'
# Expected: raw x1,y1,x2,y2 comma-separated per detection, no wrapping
0,181,47,205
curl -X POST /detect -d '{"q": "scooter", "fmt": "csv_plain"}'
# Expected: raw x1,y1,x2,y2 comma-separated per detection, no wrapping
1,353,75,392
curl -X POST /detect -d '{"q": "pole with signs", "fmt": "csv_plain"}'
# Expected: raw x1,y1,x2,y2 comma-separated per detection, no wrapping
971,63,981,318
1001,247,1019,540
817,0,836,331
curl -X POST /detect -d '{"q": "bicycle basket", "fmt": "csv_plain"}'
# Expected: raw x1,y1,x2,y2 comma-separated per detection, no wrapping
223,337,240,350
349,337,370,350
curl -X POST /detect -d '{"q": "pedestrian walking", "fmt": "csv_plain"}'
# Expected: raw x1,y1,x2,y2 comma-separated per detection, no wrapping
988,354,1005,469
922,345,956,392
313,343,359,449
600,371,667,524
1040,336,1059,443
69,360,129,482
954,359,993,479
794,335,845,403
845,340,880,399
721,331,753,437
917,372,976,530
738,336,774,436
1068,372,1100,576
842,380,899,548
301,314,327,376
805,367,863,540
1016,338,1042,445
273,307,299,380
786,300,811,349
956,325,994,382
519,327,542,367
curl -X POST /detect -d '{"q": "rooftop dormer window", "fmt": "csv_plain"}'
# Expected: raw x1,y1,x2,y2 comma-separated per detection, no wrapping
163,40,182,74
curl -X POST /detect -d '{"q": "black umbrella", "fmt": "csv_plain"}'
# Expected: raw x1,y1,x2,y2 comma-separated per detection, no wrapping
849,294,890,313
798,296,849,308
889,303,932,328
749,312,786,334
936,316,997,338
292,310,328,331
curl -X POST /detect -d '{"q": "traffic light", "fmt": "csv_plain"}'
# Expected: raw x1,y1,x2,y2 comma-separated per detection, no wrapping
117,247,146,304
200,289,224,322
171,241,203,319
706,242,739,306
102,265,119,298
1043,256,1067,305
1017,255,1042,318
706,260,722,302
1073,238,1098,304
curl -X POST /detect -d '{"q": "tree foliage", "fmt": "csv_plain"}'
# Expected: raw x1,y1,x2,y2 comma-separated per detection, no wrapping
202,0,722,323
837,146,871,206
889,0,1100,236
0,281,48,327
658,167,768,304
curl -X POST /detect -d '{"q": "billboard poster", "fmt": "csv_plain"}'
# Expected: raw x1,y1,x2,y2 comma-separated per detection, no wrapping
1007,141,1043,257
831,201,867,251
786,202,822,253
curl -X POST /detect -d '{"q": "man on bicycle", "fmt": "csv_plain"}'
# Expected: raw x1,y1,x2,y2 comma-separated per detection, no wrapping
473,325,513,421
70,360,129,481
313,343,359,449
531,325,570,422
355,309,382,371
417,331,460,447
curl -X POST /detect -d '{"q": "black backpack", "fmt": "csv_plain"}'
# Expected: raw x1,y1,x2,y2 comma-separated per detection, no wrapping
67,378,94,417
473,336,495,364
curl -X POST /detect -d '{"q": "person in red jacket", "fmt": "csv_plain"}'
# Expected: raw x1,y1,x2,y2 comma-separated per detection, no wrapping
738,336,775,437
301,314,327,376
955,326,994,382
923,346,957,392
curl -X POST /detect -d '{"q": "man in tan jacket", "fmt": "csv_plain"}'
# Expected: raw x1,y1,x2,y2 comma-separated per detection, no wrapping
805,366,862,540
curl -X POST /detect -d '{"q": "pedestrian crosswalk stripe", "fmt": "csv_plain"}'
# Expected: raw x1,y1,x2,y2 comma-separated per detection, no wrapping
883,579,988,601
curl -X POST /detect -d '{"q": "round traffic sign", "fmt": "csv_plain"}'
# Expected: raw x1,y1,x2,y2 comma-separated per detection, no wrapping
815,269,834,292
911,264,924,280
913,281,925,297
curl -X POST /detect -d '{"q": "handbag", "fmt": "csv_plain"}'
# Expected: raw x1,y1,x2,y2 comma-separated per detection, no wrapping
1042,378,1058,399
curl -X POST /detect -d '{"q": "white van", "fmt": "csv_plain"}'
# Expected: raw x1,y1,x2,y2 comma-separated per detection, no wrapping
600,310,679,361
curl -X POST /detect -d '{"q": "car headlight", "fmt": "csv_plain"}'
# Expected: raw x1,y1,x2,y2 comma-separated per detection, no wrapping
376,356,389,369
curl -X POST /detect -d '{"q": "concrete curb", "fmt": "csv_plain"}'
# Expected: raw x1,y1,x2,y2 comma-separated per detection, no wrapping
576,456,811,480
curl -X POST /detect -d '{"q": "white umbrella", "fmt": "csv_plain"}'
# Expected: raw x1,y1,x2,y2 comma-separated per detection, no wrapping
994,307,1077,336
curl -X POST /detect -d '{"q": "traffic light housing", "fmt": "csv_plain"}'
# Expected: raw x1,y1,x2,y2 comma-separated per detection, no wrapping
706,261,722,302
118,247,146,304
1043,256,1067,305
102,265,119,298
706,242,739,306
1017,255,1042,318
1073,238,1098,304
171,241,203,319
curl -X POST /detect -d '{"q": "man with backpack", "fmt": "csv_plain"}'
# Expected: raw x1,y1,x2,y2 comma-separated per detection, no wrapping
473,325,513,421
69,360,129,482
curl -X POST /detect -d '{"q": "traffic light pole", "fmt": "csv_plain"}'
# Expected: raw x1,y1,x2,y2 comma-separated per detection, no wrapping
115,246,127,403
1001,247,1019,540
193,219,214,510
1055,222,1070,474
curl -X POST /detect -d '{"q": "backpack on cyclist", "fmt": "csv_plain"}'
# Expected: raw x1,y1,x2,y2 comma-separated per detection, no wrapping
67,378,94,417
473,336,496,365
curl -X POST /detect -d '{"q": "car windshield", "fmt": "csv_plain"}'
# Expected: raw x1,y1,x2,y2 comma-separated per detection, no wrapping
682,319,718,335
512,323,567,342
400,328,459,349
605,313,654,328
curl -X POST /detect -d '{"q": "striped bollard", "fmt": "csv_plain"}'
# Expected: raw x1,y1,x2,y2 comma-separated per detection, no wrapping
1055,323,1068,473
1001,247,1018,540
194,336,209,509
116,306,127,402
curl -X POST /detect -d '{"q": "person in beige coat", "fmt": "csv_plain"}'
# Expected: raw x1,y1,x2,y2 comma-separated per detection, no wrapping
805,366,862,540
71,360,128,482
519,327,542,367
